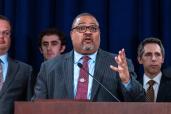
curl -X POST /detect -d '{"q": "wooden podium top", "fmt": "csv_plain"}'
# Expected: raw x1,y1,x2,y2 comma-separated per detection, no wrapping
15,100,171,114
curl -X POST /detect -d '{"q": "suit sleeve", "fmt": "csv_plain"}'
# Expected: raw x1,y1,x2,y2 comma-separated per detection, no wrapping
32,63,48,100
120,59,145,102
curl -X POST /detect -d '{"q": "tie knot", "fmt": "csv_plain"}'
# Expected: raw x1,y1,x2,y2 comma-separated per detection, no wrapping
82,56,90,62
148,80,155,86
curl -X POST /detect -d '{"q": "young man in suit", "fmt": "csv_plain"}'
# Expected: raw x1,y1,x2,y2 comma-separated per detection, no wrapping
137,37,171,102
33,13,145,102
28,28,66,101
0,15,32,114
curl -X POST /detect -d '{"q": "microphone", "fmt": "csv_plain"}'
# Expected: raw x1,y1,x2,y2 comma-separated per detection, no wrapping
77,63,120,102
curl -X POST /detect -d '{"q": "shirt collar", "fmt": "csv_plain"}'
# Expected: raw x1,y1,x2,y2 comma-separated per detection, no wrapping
143,72,162,85
74,50,97,64
0,54,8,64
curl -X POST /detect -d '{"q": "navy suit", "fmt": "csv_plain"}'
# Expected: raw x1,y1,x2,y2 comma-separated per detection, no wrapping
33,49,145,102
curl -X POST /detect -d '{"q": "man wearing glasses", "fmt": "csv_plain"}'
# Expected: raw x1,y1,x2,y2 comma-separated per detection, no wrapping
0,15,32,114
33,13,145,102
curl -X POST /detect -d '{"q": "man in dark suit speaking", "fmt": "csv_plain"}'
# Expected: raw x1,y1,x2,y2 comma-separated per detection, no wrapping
0,15,32,114
33,13,145,102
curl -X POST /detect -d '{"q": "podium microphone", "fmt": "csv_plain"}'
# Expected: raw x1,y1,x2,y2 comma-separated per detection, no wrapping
77,63,120,102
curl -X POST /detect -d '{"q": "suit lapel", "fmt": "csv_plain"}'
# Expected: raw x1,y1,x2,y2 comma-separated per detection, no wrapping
156,75,167,101
0,58,19,97
90,49,106,101
63,51,74,99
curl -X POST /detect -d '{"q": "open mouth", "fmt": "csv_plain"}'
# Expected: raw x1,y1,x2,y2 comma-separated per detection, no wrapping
83,37,93,43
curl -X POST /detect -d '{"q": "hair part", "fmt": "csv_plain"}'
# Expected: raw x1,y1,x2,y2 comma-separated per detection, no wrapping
137,37,165,59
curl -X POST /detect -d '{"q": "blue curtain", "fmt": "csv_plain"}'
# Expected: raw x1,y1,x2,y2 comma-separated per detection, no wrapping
0,0,171,75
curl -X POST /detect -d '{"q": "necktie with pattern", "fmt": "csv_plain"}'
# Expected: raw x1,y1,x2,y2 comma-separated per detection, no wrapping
146,80,155,102
75,56,90,100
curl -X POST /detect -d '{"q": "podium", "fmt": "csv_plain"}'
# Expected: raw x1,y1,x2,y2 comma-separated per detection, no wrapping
15,100,171,114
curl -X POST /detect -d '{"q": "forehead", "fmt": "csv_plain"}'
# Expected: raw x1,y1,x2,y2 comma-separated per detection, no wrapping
73,15,98,26
42,35,60,42
0,19,11,30
143,43,161,53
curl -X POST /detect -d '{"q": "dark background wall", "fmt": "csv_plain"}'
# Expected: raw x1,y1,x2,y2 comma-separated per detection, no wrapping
0,0,171,76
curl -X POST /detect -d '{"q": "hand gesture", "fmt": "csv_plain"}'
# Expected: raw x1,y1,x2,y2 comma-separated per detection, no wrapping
110,48,130,83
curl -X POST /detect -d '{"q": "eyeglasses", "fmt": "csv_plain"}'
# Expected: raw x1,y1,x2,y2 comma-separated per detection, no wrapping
72,25,99,33
0,30,11,37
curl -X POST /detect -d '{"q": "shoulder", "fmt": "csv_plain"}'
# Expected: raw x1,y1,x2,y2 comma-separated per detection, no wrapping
97,49,117,58
8,57,32,70
162,67,171,78
98,49,132,63
41,51,73,70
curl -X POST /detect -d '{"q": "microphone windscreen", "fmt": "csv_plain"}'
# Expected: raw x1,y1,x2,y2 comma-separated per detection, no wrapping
77,63,83,68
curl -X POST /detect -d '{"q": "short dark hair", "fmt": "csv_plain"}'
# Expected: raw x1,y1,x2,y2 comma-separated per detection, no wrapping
39,28,66,47
71,13,99,29
137,37,165,58
0,15,11,28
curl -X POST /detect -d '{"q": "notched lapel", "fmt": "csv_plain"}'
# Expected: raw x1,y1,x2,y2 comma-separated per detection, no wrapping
156,75,169,101
90,50,107,101
63,51,74,99
0,58,19,96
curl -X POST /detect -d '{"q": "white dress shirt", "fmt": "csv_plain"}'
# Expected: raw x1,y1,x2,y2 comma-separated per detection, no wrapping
0,54,8,81
143,72,162,101
73,51,97,99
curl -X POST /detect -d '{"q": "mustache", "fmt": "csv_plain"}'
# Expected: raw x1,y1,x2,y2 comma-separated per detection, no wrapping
83,33,93,39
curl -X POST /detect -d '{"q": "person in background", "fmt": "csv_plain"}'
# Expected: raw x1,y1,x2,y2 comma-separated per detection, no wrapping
39,28,66,60
137,37,171,102
32,13,145,102
0,15,32,114
28,28,66,100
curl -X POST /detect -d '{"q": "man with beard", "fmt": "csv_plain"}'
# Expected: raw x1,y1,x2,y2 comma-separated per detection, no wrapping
137,37,171,102
32,13,145,102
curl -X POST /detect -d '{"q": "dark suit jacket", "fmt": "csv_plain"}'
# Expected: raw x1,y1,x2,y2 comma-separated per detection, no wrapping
138,71,171,102
0,58,32,114
33,49,145,102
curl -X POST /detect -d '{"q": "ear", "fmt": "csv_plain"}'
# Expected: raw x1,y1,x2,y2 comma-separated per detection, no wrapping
161,57,164,64
39,47,43,54
70,31,74,41
60,45,66,53
138,57,143,64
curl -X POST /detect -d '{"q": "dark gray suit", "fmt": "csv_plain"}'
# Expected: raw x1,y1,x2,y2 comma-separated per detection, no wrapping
0,58,32,114
33,49,145,102
157,73,171,102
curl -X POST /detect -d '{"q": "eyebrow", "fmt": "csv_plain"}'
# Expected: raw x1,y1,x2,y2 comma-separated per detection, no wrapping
77,22,97,25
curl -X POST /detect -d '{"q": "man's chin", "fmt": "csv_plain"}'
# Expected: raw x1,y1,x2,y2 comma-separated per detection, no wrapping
0,46,9,51
82,44,95,50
